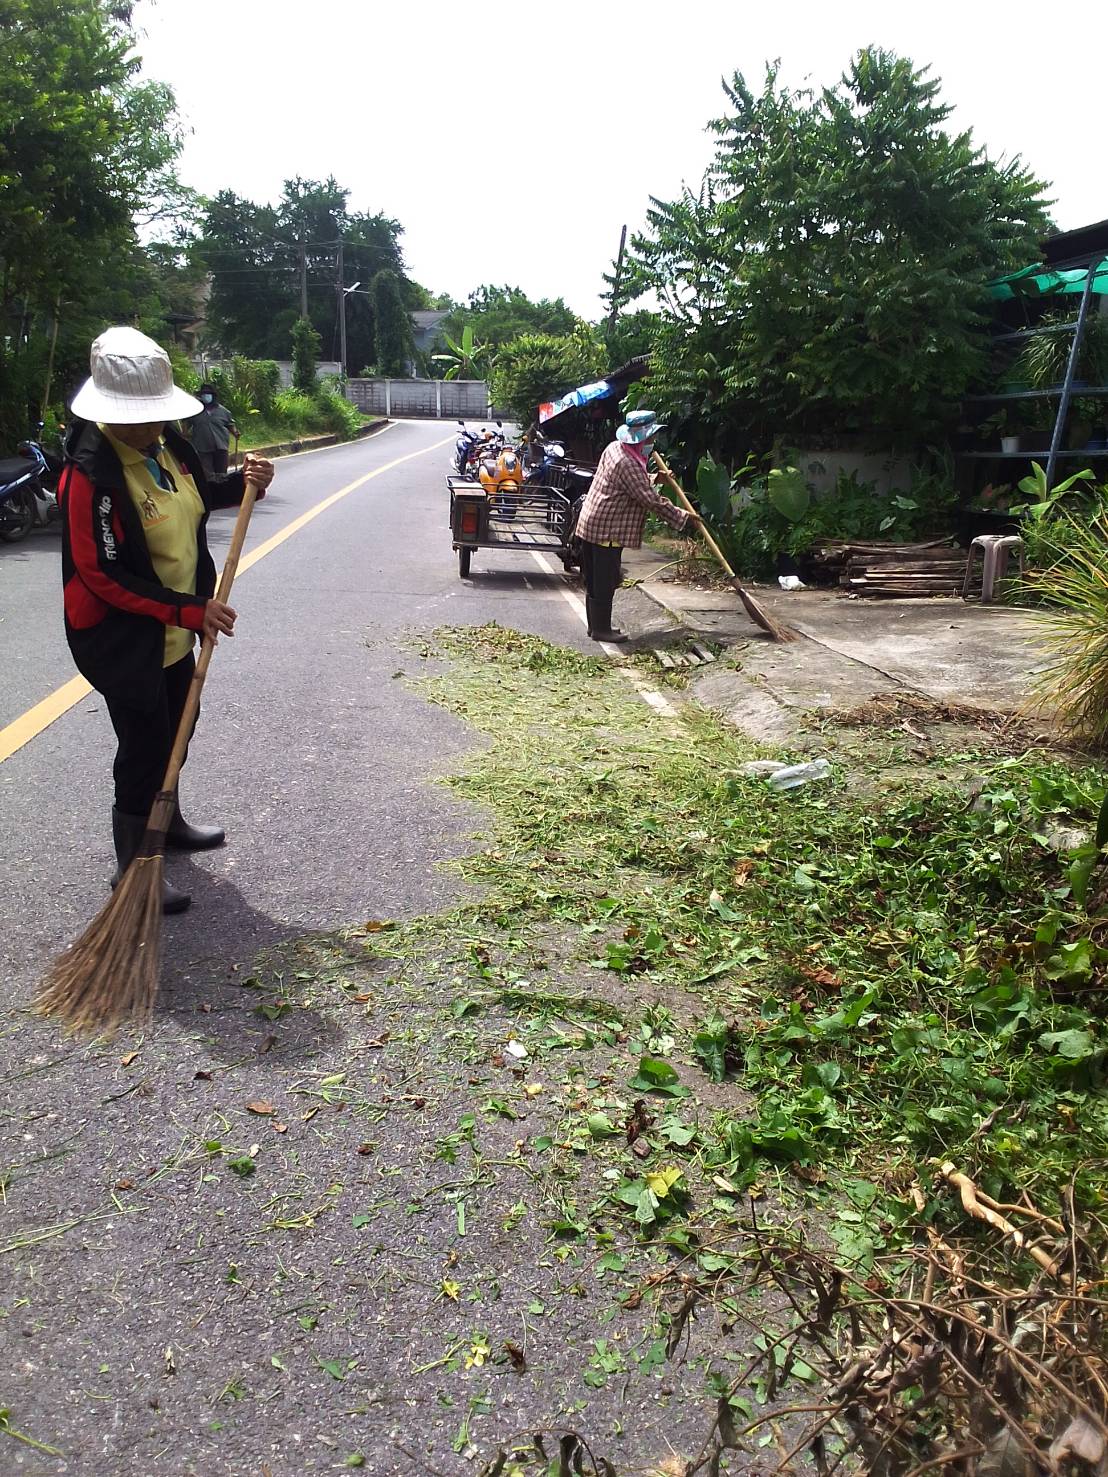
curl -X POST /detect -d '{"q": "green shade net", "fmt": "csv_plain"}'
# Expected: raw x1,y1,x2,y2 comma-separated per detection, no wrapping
989,260,1108,300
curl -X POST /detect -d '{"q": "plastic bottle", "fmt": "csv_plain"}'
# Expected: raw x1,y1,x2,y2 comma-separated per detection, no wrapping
767,758,832,791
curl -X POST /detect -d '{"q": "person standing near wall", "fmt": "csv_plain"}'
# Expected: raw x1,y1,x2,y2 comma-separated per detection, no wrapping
573,410,697,642
186,382,238,477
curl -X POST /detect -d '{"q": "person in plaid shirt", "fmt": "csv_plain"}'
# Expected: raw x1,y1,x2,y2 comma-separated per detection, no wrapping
574,410,696,642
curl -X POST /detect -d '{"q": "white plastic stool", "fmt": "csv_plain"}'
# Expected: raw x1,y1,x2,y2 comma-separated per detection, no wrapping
962,534,1025,603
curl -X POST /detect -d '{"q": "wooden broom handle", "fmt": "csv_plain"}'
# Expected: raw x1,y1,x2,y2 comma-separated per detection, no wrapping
651,452,738,581
158,477,262,798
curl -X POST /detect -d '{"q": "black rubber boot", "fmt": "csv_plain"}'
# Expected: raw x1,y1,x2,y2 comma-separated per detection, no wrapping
166,789,225,851
588,592,628,643
112,808,191,915
585,595,598,637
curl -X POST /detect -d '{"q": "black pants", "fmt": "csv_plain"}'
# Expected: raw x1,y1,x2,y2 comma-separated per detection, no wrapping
201,448,229,477
105,653,196,816
579,540,623,634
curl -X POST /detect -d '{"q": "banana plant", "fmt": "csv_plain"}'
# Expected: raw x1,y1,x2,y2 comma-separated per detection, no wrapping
432,324,490,381
1011,461,1094,520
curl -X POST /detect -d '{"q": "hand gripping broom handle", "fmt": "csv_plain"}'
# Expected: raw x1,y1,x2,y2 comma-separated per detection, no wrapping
148,476,262,836
651,451,737,578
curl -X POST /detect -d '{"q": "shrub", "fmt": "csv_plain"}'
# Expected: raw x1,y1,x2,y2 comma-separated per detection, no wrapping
208,356,280,424
693,458,959,579
314,386,361,438
272,389,324,436
490,326,604,427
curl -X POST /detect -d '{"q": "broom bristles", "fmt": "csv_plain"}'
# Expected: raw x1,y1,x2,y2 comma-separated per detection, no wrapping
34,850,165,1036
733,580,800,643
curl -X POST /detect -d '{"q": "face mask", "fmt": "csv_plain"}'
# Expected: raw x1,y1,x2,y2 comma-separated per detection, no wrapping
200,393,213,405
640,440,654,457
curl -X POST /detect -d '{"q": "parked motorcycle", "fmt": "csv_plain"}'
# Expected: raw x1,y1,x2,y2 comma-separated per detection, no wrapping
478,442,524,519
451,420,506,479
0,424,59,543
525,434,594,501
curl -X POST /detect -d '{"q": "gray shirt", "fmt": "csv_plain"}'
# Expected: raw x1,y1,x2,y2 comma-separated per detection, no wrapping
187,403,235,457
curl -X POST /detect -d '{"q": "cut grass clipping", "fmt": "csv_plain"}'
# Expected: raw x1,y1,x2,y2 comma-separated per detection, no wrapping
414,624,1107,1468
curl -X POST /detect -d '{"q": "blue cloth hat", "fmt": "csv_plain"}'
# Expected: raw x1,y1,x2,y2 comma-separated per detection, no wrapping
616,409,666,445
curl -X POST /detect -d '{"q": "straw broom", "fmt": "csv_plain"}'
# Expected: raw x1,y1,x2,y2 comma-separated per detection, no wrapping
652,452,799,643
35,474,263,1036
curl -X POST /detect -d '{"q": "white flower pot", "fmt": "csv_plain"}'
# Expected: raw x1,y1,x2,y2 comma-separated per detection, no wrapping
1001,436,1021,454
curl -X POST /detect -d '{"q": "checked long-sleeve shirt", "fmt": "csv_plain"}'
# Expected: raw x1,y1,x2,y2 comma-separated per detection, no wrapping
574,441,691,549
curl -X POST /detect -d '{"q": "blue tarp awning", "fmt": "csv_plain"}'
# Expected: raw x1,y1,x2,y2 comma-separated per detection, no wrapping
538,378,616,424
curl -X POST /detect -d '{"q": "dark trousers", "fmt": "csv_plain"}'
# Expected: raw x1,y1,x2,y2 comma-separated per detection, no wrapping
105,653,196,816
579,540,623,634
200,448,229,476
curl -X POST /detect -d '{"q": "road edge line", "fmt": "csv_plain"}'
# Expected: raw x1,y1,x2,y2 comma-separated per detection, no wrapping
0,431,454,766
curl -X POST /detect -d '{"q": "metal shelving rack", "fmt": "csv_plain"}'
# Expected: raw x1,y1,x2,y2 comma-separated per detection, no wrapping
962,250,1108,490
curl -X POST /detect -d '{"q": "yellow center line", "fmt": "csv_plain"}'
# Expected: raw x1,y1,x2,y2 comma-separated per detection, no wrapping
0,432,454,766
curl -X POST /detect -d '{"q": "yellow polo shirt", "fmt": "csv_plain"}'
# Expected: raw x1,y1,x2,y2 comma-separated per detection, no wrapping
101,428,205,667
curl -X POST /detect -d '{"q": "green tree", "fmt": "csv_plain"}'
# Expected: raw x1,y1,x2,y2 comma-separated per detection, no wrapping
603,309,660,371
291,316,321,392
196,179,419,369
444,285,580,353
0,0,188,439
626,50,1051,463
490,326,604,427
370,270,413,376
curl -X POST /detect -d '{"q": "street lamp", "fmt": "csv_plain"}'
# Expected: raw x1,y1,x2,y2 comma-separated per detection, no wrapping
338,281,361,376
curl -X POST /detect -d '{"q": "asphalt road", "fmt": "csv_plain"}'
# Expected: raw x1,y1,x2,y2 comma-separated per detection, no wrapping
0,420,690,1477
1,419,604,990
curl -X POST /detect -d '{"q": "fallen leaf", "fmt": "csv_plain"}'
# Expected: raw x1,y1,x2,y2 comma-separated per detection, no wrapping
631,1139,652,1160
259,1034,278,1054
505,1040,528,1060
365,1034,389,1047
524,1083,543,1097
503,1339,526,1373
193,1069,213,1081
121,1051,139,1067
796,963,841,990
273,1123,288,1135
246,1101,275,1116
362,920,394,933
164,1345,176,1375
114,1178,134,1191
357,1143,373,1155
440,1279,461,1301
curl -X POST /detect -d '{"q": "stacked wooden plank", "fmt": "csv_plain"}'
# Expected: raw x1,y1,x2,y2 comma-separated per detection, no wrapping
808,539,967,597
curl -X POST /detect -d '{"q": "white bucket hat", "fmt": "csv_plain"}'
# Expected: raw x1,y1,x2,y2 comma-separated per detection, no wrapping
70,327,203,424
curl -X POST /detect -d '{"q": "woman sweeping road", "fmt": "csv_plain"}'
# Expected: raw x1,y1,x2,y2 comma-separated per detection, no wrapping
574,410,697,642
59,328,274,914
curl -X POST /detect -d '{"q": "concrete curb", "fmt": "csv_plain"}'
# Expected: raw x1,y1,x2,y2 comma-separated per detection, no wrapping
243,417,388,462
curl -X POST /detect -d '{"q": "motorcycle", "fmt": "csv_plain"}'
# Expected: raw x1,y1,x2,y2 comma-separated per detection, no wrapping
0,424,59,543
525,434,594,500
451,420,506,479
478,442,525,519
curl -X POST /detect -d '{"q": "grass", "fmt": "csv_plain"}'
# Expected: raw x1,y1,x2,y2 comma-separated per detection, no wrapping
1025,510,1108,745
403,622,1108,1467
414,622,1108,1250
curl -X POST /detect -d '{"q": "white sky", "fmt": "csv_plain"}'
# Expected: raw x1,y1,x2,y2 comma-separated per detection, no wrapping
134,0,1105,318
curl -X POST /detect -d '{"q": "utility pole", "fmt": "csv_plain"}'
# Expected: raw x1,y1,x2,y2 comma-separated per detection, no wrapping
336,239,347,376
607,224,628,337
298,242,308,318
41,291,61,419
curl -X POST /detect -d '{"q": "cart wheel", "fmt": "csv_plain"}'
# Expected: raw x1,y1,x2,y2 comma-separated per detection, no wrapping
458,546,472,578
